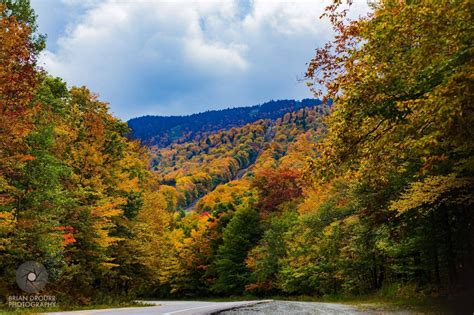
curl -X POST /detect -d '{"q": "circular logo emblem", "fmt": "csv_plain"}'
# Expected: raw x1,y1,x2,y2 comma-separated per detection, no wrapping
16,261,48,293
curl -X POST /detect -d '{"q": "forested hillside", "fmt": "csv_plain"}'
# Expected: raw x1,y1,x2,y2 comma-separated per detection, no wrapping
128,98,322,146
1,0,472,311
150,105,327,210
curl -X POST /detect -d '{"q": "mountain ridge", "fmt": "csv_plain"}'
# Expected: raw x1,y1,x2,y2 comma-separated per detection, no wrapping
127,98,322,146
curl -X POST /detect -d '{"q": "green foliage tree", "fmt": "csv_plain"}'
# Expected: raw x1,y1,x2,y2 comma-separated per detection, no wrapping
246,210,297,294
211,203,261,295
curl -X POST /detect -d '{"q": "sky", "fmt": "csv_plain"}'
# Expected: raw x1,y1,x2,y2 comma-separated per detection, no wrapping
31,0,369,120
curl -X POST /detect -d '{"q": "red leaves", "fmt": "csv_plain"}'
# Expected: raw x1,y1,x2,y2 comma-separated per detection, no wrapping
56,225,76,246
252,168,303,213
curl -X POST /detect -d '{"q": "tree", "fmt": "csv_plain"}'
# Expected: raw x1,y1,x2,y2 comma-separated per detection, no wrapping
304,0,474,294
0,0,45,52
0,2,41,295
211,203,261,295
252,168,302,213
246,211,297,294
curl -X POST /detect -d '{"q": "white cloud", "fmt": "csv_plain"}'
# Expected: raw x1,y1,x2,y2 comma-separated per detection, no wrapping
35,0,370,119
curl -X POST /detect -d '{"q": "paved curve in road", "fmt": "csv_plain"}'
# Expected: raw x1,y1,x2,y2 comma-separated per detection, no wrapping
46,300,408,315
46,300,271,315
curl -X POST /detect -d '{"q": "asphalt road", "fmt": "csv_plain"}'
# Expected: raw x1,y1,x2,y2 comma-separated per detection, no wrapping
46,300,271,315
46,300,409,315
219,300,410,314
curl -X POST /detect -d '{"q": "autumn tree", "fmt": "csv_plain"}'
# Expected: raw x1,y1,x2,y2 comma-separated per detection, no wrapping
252,168,302,213
304,0,474,294
0,1,43,295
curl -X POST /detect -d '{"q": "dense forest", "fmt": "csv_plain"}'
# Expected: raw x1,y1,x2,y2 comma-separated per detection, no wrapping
128,98,323,147
0,0,472,311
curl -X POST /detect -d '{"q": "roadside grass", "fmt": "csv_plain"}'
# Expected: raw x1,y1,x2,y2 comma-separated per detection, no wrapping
271,293,444,313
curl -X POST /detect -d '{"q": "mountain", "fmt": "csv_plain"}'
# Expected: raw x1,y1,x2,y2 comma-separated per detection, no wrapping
151,105,329,210
127,99,322,146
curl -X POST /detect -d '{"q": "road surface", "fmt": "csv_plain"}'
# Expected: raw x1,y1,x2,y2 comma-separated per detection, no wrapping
220,300,411,314
46,300,270,315
45,300,407,315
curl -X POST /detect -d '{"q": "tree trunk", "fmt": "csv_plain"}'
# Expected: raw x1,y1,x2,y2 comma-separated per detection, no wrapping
441,205,457,290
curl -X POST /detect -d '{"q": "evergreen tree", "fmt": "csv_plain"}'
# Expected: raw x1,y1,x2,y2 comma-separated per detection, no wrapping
211,203,261,295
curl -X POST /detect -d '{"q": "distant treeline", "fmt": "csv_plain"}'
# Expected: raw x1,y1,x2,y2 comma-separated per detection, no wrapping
127,99,323,146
